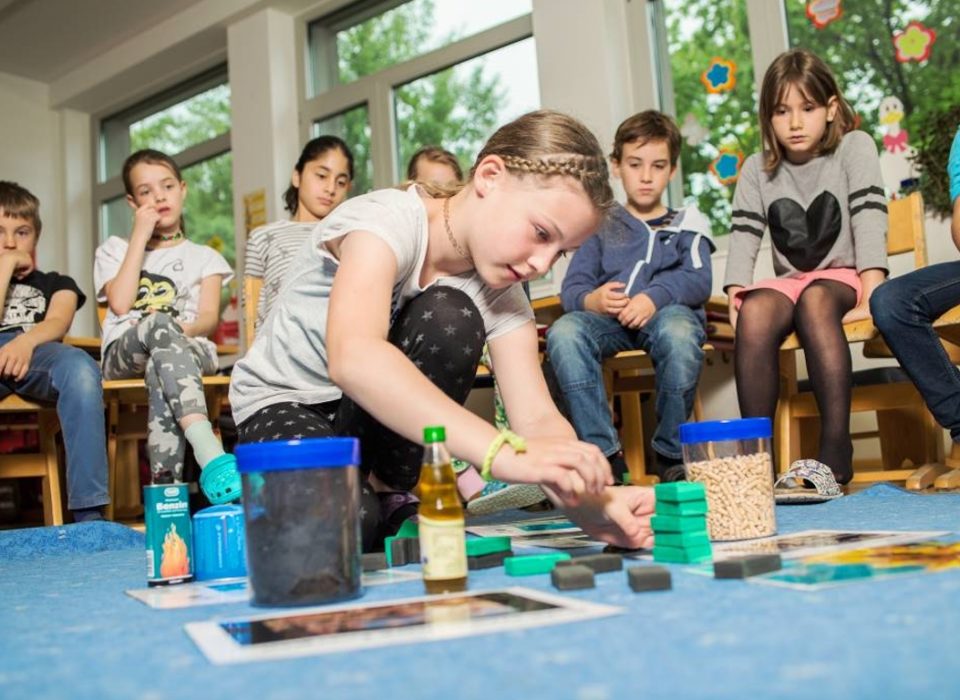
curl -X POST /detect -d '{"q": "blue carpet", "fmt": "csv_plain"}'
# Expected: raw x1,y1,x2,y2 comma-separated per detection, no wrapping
0,484,958,700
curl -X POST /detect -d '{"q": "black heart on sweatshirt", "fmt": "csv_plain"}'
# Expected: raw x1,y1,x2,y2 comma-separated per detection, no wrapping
767,192,842,271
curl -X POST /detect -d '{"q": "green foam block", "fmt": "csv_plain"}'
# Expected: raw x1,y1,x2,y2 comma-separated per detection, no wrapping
655,499,708,517
654,481,705,503
654,530,711,548
651,514,708,533
465,536,512,557
653,543,713,564
504,552,572,576
395,520,419,539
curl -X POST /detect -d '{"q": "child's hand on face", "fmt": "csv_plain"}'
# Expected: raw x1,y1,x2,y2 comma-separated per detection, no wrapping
489,436,613,504
0,250,35,280
132,204,161,242
0,334,36,381
617,292,656,329
585,281,628,316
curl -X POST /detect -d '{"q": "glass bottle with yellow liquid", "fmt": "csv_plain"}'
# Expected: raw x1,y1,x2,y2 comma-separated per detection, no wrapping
418,425,468,594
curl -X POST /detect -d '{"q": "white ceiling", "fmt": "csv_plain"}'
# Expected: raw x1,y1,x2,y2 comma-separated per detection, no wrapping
0,0,201,83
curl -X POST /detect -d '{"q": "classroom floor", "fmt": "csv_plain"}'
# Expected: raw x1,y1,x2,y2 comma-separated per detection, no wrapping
1,483,959,700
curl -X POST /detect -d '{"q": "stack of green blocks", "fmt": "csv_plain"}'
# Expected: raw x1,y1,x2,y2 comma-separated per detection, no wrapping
652,482,712,564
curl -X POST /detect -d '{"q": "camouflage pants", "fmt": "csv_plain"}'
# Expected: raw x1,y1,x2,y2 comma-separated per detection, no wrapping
102,312,217,481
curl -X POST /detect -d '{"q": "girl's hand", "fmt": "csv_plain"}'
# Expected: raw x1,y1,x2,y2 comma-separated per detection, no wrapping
556,485,656,549
0,334,36,381
489,437,612,503
841,303,872,325
132,204,161,242
726,286,743,331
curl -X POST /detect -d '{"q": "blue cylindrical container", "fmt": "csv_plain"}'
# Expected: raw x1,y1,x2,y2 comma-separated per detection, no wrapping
192,504,247,581
679,418,776,540
235,437,362,607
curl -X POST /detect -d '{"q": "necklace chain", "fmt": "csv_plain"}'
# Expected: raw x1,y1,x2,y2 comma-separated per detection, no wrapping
443,197,471,261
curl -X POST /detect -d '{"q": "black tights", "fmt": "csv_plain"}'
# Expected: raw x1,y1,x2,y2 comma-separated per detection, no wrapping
734,281,857,484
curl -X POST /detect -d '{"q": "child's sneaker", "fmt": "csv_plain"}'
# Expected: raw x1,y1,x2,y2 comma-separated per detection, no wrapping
466,480,546,515
200,454,242,504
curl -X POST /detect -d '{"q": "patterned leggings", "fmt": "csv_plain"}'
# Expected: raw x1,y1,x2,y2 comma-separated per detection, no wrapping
237,286,485,491
102,312,217,481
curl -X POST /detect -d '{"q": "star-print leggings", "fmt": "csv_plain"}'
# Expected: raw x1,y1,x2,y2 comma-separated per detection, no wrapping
236,286,485,491
101,312,218,482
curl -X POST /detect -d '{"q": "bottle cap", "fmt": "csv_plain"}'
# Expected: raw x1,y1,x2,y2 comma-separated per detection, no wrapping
424,425,446,443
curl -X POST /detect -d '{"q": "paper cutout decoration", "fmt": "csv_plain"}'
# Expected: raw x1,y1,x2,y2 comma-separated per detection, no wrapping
877,96,919,195
893,21,936,63
680,113,708,147
806,0,843,29
710,150,743,185
701,58,737,94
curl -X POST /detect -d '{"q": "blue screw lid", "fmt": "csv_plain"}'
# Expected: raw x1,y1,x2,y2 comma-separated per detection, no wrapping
235,437,360,473
679,417,771,444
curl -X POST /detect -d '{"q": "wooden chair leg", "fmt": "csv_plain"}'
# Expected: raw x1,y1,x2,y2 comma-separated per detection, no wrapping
620,391,646,484
39,411,63,526
906,464,952,490
104,400,118,521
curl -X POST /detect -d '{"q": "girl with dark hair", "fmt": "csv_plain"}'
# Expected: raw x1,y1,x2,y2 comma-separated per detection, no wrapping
245,136,354,334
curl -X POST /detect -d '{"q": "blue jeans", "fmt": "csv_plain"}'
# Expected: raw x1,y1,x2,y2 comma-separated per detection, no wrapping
0,333,109,510
546,305,706,459
871,261,960,442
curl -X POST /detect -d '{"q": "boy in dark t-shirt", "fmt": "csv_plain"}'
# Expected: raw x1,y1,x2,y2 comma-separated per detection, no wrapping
0,181,108,521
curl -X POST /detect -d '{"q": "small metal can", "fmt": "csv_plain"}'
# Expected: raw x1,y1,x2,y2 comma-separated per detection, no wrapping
144,483,194,585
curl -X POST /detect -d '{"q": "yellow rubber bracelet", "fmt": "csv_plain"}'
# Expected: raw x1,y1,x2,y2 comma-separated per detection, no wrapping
481,430,527,482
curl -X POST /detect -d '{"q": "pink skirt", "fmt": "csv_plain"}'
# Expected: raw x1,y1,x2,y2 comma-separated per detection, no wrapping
733,268,862,309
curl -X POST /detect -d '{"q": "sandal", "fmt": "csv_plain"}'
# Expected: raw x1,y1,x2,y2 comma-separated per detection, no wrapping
774,459,844,505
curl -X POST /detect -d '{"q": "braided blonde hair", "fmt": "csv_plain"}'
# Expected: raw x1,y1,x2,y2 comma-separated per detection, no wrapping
470,110,614,212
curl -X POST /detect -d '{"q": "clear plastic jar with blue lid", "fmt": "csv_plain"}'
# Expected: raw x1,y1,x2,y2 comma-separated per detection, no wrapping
235,437,362,607
679,418,776,540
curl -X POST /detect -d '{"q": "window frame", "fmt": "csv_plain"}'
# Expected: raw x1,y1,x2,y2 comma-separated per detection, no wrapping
92,65,232,245
300,3,533,190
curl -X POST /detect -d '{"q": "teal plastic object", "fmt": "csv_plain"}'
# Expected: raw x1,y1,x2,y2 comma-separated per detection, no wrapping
192,504,246,581
200,453,242,505
465,536,512,557
504,552,571,576
654,481,706,503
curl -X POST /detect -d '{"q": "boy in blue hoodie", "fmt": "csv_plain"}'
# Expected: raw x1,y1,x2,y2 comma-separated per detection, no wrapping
547,111,714,483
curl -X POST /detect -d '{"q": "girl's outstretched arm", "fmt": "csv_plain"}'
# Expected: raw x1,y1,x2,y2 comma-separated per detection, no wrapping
326,230,607,501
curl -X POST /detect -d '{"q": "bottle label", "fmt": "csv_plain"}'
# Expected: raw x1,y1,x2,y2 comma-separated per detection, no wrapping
419,515,467,581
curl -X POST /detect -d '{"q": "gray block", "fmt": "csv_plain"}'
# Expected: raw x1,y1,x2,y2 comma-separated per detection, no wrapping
551,564,595,591
627,565,672,592
361,552,388,572
389,538,409,567
713,554,783,579
467,550,513,570
559,553,623,573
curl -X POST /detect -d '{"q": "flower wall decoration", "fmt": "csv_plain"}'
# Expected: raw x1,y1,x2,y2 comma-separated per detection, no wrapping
893,21,936,63
806,0,843,30
710,150,743,186
701,57,737,94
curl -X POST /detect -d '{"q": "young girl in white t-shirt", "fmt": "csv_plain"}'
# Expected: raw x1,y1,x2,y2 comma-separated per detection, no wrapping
230,110,658,551
95,149,239,503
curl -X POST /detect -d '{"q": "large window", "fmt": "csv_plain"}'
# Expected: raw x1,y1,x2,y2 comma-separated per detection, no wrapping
95,68,235,268
651,0,761,237
305,0,537,194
